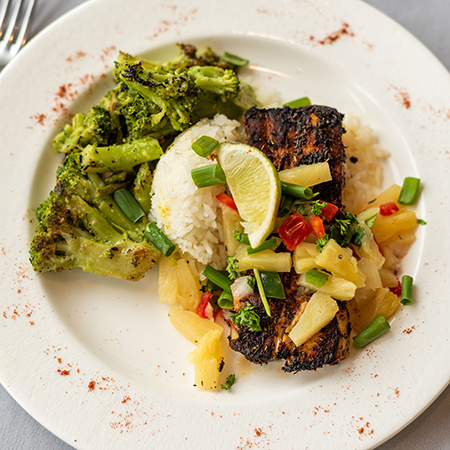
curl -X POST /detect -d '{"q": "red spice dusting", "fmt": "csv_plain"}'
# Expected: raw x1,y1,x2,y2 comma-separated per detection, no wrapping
66,51,86,63
390,85,411,109
358,427,365,434
255,428,262,437
316,22,355,45
122,396,130,404
402,325,416,334
29,321,35,326
57,369,70,376
88,381,96,391
100,46,117,62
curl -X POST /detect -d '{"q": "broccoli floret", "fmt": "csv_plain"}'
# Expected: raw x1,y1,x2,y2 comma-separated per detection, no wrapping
113,52,199,140
108,47,259,140
80,137,163,173
53,105,121,153
188,66,240,97
30,154,160,280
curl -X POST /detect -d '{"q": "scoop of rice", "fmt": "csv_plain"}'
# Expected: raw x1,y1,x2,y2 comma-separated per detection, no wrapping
343,114,390,214
149,114,244,268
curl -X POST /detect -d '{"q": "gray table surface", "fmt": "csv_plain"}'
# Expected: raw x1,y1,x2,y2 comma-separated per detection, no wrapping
1,0,449,448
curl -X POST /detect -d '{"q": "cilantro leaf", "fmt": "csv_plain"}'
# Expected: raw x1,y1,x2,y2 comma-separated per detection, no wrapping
229,303,262,331
309,200,326,216
226,256,240,280
234,231,250,245
329,212,365,248
247,276,256,290
221,373,236,390
316,234,330,252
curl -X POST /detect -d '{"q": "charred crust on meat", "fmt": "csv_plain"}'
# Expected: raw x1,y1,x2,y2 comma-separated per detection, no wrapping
245,105,346,207
222,105,352,373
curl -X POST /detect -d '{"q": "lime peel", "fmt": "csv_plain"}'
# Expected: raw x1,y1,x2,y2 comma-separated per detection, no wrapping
216,143,281,248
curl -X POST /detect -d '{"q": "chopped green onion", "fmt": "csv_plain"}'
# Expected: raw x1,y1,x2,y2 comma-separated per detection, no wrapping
203,265,232,293
400,275,414,305
398,177,421,205
247,238,278,255
417,218,427,225
305,268,329,288
191,135,219,157
260,271,286,299
220,51,249,66
284,97,311,108
253,268,271,317
277,195,294,217
281,182,314,200
217,289,234,309
191,164,226,188
353,315,391,348
144,223,176,257
113,188,145,223
365,212,378,228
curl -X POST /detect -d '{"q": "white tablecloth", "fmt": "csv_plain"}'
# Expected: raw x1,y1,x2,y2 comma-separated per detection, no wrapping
0,0,449,448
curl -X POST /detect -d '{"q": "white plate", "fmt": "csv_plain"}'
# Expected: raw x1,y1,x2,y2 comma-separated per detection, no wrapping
0,0,449,448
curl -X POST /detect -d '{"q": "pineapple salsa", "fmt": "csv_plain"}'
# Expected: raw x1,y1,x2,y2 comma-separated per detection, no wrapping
156,121,422,390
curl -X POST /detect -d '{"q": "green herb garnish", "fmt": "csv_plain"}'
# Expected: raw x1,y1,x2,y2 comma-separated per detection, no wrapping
221,373,236,390
226,256,240,280
330,212,364,248
229,302,262,331
247,276,256,290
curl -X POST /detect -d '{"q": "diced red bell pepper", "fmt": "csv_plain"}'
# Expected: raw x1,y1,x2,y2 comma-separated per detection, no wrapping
390,278,402,297
308,215,325,238
379,202,399,216
216,192,238,211
278,211,312,251
197,291,213,319
319,201,339,222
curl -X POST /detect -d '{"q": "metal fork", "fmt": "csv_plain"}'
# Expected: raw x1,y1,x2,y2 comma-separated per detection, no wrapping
0,0,36,70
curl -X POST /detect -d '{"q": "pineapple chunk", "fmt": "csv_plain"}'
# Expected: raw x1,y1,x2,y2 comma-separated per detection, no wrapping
293,242,321,274
168,306,223,345
363,184,402,209
354,223,385,270
349,287,399,333
220,204,243,257
159,256,202,310
289,292,338,347
278,162,332,187
176,258,202,311
372,209,417,243
379,267,399,288
315,239,365,288
158,255,180,305
187,329,223,390
357,257,382,290
298,273,357,301
235,245,292,272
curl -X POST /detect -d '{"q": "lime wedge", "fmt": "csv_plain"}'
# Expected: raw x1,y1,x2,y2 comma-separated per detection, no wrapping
216,143,281,248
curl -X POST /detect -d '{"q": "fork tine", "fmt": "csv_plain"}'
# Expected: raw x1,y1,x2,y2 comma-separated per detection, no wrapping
11,0,36,54
0,0,36,67
1,0,21,48
0,0,11,38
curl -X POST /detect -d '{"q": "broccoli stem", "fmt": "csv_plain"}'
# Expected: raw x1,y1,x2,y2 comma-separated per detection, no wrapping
133,163,153,214
80,138,163,173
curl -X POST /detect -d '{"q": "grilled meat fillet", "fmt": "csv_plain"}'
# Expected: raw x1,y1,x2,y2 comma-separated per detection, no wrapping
245,105,346,207
226,105,351,372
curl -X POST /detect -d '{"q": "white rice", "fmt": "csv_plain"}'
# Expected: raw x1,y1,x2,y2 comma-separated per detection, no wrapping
342,114,390,214
149,114,245,268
